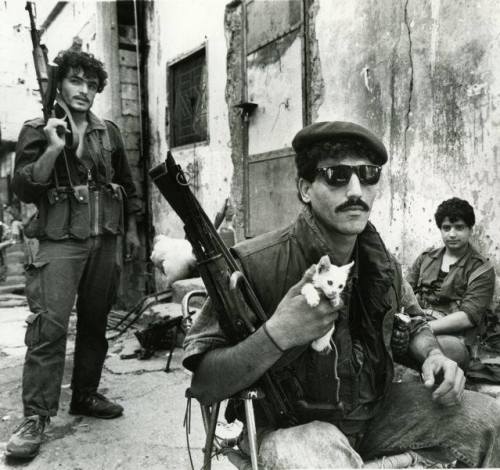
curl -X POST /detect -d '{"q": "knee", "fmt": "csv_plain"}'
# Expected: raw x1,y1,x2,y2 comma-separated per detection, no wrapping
259,421,363,468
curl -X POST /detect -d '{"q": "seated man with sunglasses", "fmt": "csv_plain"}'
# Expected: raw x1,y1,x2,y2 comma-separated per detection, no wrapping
184,121,500,468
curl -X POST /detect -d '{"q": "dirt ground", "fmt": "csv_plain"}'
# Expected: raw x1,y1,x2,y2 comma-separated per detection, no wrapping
0,305,233,470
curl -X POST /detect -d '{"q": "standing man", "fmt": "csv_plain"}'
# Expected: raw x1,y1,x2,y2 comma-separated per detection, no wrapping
184,122,500,468
6,49,141,459
407,197,496,369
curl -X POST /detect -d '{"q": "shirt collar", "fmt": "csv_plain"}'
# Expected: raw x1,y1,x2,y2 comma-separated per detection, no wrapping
86,111,107,132
429,244,476,267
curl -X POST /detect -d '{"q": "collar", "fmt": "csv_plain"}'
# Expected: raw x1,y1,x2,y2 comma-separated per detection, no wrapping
293,206,333,265
294,205,393,281
428,243,479,267
86,111,107,133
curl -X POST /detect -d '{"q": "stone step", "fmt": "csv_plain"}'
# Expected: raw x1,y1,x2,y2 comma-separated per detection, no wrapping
0,283,24,295
5,250,25,263
6,263,25,276
2,275,25,286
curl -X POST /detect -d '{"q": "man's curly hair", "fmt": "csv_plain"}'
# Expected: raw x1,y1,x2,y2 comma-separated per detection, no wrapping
295,140,379,182
54,50,108,93
434,197,475,228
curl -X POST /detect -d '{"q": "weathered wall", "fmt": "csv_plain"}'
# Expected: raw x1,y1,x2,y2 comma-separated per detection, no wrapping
146,0,500,293
146,0,234,239
0,2,45,142
313,0,500,287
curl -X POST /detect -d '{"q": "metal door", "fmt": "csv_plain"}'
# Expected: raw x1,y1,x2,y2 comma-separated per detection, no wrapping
243,0,308,237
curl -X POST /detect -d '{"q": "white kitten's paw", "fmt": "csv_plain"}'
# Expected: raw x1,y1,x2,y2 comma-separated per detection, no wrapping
301,283,321,307
311,339,332,354
311,332,333,354
330,297,341,308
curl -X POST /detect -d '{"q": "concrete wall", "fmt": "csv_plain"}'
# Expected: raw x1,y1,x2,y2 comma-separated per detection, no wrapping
0,2,44,142
145,0,233,239
312,0,500,288
143,0,500,295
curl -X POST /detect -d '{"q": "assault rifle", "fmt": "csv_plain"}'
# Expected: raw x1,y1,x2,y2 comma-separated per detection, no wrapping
149,152,297,427
25,1,77,149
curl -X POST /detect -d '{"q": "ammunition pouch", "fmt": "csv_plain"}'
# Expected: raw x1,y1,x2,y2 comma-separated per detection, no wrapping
24,184,125,240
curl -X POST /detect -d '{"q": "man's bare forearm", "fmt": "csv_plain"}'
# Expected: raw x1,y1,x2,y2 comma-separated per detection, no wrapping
409,327,443,364
429,311,473,335
32,145,62,183
190,325,283,405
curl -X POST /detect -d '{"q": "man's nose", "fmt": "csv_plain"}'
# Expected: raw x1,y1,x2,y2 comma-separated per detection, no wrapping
79,82,89,94
345,173,363,198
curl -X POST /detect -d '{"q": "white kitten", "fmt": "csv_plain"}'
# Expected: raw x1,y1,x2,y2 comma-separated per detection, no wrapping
301,255,354,354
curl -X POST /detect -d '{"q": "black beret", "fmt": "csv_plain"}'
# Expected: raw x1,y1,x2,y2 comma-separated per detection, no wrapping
291,121,388,165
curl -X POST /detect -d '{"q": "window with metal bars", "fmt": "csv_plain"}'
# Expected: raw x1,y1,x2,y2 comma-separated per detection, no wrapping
169,48,208,147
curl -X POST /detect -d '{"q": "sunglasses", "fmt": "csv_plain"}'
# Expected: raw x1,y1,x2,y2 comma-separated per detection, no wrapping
316,164,382,187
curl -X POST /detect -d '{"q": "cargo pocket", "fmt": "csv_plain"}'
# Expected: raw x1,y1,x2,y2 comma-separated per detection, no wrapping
24,312,66,348
42,189,71,240
69,185,90,239
23,211,42,239
24,312,41,348
101,184,124,235
24,260,49,347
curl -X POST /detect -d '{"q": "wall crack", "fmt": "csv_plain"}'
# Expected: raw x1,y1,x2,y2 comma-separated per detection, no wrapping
403,0,414,158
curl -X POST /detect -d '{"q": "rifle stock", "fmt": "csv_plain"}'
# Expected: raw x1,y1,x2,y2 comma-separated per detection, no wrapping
150,152,297,426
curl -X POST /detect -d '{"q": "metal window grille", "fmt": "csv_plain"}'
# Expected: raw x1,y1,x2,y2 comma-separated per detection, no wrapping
170,49,207,147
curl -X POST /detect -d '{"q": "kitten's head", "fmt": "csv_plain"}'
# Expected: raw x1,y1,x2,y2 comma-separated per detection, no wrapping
312,255,354,300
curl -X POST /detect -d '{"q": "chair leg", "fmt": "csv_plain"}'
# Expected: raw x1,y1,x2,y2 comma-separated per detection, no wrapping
244,398,259,470
202,402,221,470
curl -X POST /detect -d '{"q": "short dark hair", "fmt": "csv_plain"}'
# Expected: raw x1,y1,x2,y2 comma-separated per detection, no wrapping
54,50,108,93
295,140,379,182
434,197,475,228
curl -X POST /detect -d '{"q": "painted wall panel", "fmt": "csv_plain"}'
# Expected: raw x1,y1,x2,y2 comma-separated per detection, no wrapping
247,37,304,156
248,152,300,236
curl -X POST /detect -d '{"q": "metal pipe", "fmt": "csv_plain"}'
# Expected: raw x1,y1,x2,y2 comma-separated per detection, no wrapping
244,398,259,470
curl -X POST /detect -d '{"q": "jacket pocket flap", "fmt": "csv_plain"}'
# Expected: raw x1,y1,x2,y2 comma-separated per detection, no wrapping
25,312,40,325
47,188,69,205
27,260,49,271
72,185,90,204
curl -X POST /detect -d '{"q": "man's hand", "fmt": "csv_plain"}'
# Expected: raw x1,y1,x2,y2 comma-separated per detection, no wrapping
43,117,68,150
421,350,465,406
265,267,342,351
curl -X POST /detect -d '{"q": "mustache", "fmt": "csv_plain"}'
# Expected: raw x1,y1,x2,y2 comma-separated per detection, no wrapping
74,96,89,103
335,198,370,213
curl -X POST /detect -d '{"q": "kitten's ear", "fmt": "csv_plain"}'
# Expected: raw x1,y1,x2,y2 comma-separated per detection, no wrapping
344,260,355,273
317,255,331,274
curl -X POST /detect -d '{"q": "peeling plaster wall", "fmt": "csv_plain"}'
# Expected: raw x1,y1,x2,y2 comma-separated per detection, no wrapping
146,0,233,239
314,0,500,289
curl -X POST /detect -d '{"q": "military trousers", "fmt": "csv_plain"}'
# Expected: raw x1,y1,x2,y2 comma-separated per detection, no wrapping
242,382,500,468
22,235,121,417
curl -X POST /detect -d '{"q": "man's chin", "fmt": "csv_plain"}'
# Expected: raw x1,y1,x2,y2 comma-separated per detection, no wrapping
70,102,90,113
337,220,369,235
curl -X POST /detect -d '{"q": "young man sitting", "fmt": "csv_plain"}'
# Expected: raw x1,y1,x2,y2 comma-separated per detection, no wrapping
407,197,496,369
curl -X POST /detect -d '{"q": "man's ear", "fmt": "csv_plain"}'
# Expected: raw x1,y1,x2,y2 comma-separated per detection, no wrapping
297,177,312,204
